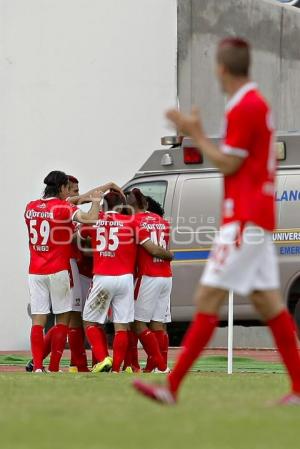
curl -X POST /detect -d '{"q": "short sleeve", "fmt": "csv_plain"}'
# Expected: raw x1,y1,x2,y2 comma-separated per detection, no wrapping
135,219,151,245
222,105,253,158
79,224,92,240
53,203,79,223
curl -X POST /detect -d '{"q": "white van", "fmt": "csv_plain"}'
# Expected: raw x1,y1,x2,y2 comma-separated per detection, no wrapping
123,133,300,334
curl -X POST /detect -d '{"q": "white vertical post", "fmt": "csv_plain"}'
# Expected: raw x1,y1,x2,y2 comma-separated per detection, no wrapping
227,290,234,374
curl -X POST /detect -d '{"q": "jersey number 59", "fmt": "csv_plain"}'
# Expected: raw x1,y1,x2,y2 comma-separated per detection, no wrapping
29,219,50,245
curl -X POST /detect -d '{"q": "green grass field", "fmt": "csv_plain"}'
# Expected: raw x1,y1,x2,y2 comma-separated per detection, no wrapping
0,369,300,449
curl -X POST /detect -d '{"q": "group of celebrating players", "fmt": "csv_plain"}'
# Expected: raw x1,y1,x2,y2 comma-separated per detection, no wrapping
24,34,300,406
25,173,173,374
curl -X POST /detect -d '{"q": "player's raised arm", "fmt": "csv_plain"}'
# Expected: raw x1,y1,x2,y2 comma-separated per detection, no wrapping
141,239,173,261
74,189,103,223
166,108,243,176
68,182,124,205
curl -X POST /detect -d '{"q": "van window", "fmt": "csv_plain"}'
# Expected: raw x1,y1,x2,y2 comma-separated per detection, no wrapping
125,181,167,207
176,177,221,241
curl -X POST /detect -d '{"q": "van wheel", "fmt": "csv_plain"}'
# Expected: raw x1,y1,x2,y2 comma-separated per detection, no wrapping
294,300,300,339
288,294,300,339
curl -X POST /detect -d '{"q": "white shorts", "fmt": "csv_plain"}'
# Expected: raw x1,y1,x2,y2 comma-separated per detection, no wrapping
70,259,83,312
79,274,92,309
201,222,279,296
83,274,134,324
164,300,172,324
134,276,172,323
28,270,73,315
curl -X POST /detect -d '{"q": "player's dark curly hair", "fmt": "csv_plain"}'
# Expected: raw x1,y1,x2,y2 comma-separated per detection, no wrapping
127,188,148,211
146,196,165,217
43,171,69,198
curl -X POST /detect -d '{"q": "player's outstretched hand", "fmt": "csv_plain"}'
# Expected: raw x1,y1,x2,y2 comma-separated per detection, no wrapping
98,182,125,198
166,107,204,140
88,189,104,203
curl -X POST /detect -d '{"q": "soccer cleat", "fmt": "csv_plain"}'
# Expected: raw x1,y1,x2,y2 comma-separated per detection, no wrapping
34,368,47,373
77,366,90,373
278,393,300,406
69,366,79,373
152,367,171,374
25,359,34,372
133,379,176,405
143,367,154,373
91,356,113,373
124,366,133,374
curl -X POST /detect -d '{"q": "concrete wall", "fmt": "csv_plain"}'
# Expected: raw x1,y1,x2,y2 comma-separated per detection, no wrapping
0,0,177,350
178,0,300,134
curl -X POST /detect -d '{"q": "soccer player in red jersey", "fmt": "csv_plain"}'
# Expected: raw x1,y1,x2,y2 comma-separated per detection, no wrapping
67,176,90,372
145,196,171,368
126,189,172,373
81,191,173,373
25,171,110,372
133,37,300,406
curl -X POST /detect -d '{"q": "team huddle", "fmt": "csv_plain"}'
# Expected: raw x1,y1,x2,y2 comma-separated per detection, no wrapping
25,173,173,373
24,35,300,407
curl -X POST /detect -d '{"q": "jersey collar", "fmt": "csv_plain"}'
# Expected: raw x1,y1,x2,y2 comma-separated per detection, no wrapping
225,82,257,114
41,197,56,201
105,210,118,214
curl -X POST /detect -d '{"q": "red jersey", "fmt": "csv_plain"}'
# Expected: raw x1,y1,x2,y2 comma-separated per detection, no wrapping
70,222,81,260
221,82,276,231
25,197,78,274
80,211,137,276
77,250,93,278
135,212,172,277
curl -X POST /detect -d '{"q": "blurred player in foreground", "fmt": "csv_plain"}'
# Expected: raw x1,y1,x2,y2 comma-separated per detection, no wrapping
133,37,300,405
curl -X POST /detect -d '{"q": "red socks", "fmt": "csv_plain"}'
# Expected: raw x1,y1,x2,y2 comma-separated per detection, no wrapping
124,331,140,370
168,313,218,394
267,310,300,394
68,327,89,372
85,325,109,364
31,325,44,370
139,329,166,371
43,326,54,360
92,351,98,367
112,331,129,372
154,330,169,366
49,324,68,372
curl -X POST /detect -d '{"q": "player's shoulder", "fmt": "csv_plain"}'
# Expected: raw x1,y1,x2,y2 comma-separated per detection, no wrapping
233,88,268,115
144,211,161,222
161,216,170,227
26,198,39,209
25,198,53,210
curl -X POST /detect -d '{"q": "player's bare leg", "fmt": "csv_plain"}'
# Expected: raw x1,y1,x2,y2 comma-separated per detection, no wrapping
250,290,300,405
133,285,227,403
84,321,110,372
48,312,71,372
31,314,48,372
133,320,167,372
68,311,89,372
112,323,129,372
